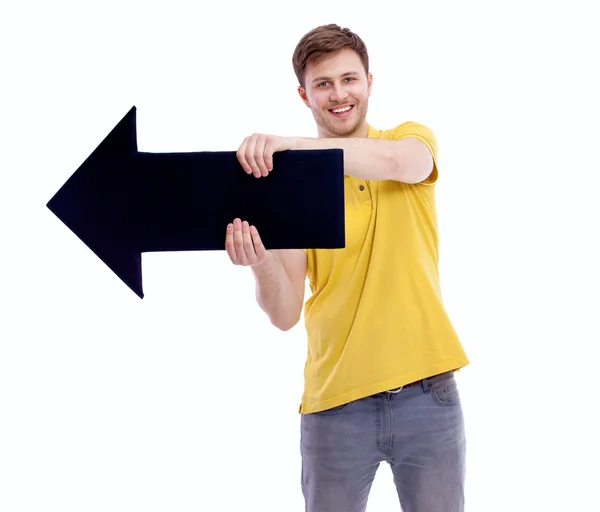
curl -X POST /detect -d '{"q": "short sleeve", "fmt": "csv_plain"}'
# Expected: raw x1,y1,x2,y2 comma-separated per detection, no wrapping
391,121,439,185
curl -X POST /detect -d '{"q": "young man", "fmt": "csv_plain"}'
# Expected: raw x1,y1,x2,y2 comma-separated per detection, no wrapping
225,24,469,512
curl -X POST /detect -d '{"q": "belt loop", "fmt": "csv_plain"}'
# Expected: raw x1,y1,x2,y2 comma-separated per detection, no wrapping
422,377,430,393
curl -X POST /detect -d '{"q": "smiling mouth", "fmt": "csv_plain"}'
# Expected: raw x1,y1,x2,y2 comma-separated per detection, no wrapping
328,105,354,118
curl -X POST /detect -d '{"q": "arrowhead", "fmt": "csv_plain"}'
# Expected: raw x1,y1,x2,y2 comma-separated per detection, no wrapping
47,106,145,298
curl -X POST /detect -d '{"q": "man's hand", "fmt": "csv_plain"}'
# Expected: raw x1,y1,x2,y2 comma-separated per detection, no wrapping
225,218,272,267
236,133,296,178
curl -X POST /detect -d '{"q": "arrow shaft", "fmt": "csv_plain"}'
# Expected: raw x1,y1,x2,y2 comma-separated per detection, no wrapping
128,152,247,252
127,149,343,253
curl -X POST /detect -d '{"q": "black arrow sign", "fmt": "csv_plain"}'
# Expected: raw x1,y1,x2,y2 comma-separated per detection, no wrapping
46,106,346,299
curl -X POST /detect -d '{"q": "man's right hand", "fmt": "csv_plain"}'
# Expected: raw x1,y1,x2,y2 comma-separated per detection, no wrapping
225,218,273,267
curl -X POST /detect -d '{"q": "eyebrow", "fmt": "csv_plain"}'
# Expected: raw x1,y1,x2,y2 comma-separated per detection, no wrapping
311,71,360,84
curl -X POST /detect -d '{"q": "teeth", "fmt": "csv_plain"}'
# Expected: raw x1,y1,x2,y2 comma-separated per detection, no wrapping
332,106,352,113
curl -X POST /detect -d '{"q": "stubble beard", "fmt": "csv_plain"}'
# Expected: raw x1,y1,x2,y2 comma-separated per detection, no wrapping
314,99,369,138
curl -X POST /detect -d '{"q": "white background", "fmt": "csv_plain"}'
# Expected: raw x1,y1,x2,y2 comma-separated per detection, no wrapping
2,1,599,510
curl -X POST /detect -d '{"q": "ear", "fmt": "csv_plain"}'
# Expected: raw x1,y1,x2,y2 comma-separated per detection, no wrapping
298,86,310,108
367,72,373,97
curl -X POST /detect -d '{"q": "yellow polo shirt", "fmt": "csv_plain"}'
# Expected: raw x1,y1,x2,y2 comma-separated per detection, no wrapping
299,121,469,414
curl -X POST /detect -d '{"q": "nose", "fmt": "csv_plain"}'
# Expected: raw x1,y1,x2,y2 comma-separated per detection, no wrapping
330,83,349,103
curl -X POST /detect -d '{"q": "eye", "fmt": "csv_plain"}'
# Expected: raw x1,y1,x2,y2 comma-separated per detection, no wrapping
318,81,330,87
344,77,356,83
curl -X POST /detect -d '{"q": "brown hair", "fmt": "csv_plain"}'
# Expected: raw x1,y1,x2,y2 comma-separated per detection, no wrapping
292,24,369,88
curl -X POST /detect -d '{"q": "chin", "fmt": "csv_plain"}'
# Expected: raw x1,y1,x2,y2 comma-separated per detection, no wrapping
330,121,360,137
333,127,357,137
312,110,362,138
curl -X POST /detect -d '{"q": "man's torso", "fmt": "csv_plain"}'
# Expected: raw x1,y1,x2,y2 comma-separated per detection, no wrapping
299,121,469,414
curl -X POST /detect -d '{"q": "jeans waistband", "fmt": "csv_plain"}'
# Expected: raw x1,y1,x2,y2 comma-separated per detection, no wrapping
386,370,454,394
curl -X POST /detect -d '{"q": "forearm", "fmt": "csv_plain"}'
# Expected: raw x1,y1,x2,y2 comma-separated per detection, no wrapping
292,136,400,180
251,253,302,331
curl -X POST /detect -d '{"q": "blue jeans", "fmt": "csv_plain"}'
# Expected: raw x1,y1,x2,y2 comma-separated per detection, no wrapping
300,371,466,511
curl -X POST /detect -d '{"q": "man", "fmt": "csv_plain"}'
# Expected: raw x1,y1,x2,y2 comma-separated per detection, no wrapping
225,24,469,512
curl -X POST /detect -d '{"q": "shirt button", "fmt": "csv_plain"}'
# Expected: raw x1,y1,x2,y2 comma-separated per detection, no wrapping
359,185,365,191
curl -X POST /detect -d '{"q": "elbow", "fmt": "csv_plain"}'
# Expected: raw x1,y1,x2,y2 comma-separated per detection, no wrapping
272,315,301,332
270,308,302,331
391,141,434,183
256,289,303,332
392,157,432,183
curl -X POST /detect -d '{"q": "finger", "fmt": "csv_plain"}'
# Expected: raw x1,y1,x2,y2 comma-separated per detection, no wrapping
233,218,249,265
245,135,262,178
242,221,257,263
263,143,274,175
225,222,238,263
253,137,269,177
250,225,268,258
236,138,252,174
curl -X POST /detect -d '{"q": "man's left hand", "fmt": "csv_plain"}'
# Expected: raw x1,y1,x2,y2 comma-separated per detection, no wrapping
236,133,296,178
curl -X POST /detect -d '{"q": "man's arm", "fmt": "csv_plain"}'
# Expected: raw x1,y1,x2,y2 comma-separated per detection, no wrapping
236,133,434,184
251,249,307,331
292,136,434,183
225,219,306,331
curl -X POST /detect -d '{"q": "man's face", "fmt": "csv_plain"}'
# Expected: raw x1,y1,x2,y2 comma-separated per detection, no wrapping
299,48,372,138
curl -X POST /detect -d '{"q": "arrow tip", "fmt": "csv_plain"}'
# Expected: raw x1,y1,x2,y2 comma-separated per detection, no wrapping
47,106,144,299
